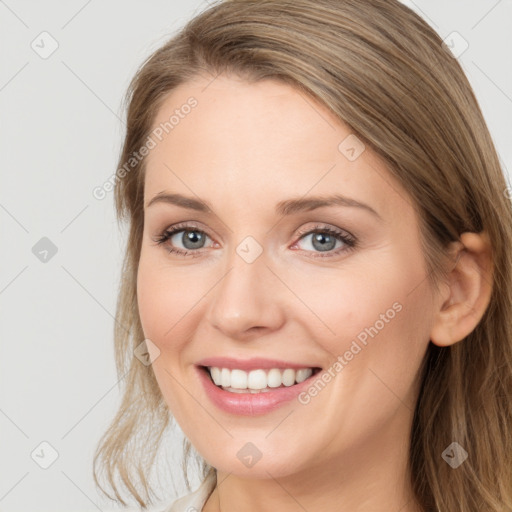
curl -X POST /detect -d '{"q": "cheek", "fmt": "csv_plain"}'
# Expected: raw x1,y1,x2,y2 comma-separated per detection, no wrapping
137,258,169,342
281,260,411,346
288,249,432,384
136,261,191,394
136,250,200,346
285,262,432,447
319,260,432,412
136,255,201,421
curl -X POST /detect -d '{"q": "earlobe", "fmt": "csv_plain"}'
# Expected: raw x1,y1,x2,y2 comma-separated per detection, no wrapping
430,231,494,348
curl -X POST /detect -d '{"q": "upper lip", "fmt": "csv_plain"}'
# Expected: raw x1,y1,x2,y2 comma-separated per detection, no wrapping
196,357,321,372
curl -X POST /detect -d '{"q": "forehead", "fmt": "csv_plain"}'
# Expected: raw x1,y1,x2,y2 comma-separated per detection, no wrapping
144,74,413,223
149,74,339,159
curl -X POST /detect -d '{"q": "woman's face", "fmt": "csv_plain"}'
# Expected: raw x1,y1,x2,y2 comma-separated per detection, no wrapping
137,74,438,479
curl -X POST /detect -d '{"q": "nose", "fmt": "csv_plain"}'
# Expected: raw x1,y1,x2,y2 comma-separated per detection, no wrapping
204,245,287,341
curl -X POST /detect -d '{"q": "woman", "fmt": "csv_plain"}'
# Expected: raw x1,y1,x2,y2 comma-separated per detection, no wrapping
93,1,512,511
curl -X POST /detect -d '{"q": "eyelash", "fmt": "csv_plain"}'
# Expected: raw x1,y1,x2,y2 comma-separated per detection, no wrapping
151,222,357,259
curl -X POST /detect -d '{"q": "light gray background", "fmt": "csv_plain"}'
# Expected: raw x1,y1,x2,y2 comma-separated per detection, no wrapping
1,1,511,511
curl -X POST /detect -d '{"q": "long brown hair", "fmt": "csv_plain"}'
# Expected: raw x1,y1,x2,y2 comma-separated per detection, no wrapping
93,1,512,510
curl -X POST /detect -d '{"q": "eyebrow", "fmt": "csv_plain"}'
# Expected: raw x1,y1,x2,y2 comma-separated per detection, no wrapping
146,192,381,219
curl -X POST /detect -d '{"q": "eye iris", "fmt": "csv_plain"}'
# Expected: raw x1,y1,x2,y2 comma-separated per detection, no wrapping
182,230,204,249
312,232,336,252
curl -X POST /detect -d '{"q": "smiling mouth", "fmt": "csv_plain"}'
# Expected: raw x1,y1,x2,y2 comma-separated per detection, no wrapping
200,365,322,393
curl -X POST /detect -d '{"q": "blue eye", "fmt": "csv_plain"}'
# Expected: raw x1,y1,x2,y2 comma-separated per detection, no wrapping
292,224,356,258
152,222,357,258
152,223,213,257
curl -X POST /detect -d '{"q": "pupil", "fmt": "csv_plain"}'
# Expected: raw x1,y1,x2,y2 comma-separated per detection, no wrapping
312,233,335,252
183,230,204,249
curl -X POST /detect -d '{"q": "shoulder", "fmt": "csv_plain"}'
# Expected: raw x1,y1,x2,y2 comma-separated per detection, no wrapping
160,469,217,512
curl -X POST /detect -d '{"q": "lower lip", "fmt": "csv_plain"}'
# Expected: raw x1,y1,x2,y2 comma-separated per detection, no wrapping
197,366,319,416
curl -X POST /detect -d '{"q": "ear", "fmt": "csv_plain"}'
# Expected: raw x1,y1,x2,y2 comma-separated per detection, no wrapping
430,231,494,347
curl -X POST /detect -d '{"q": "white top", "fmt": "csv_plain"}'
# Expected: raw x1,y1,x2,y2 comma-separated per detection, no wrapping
162,469,217,512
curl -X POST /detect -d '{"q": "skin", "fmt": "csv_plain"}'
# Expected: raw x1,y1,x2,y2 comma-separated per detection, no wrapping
137,74,493,512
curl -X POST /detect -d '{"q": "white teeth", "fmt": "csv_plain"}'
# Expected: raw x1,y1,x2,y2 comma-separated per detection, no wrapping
230,369,248,389
267,368,282,388
221,368,231,387
296,368,312,383
207,366,314,392
247,369,267,389
210,367,221,386
282,368,296,387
